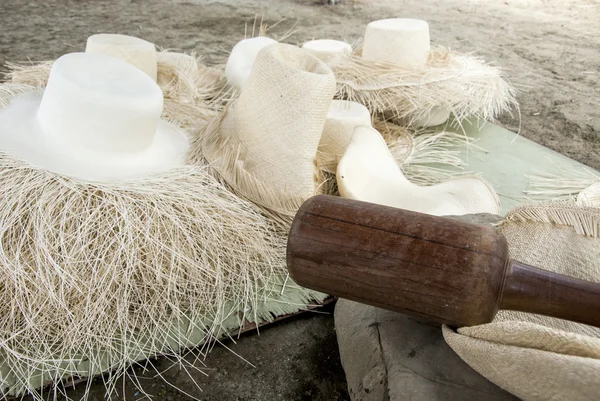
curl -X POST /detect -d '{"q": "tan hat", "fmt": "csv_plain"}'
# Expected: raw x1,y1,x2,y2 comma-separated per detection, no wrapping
85,33,158,81
203,43,336,221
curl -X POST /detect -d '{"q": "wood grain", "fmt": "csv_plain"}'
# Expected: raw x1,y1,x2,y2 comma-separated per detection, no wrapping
287,195,600,328
287,195,509,327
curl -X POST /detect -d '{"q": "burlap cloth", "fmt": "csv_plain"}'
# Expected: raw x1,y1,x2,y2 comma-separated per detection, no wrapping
444,202,600,401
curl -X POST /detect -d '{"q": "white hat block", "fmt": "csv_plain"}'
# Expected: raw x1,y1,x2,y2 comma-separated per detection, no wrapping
225,36,277,90
86,34,158,81
362,18,430,67
412,106,451,127
337,126,500,216
0,52,189,182
319,100,372,171
302,39,352,62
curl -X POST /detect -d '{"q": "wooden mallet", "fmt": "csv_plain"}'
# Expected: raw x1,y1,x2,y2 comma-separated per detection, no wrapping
287,195,600,328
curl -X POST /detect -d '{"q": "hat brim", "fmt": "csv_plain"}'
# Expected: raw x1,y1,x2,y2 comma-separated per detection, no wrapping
0,89,189,182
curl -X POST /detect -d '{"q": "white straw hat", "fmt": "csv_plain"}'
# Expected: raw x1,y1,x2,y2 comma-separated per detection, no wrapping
302,39,352,63
319,100,372,172
363,18,430,67
225,36,277,89
203,43,336,220
0,52,189,182
337,126,500,216
85,33,158,81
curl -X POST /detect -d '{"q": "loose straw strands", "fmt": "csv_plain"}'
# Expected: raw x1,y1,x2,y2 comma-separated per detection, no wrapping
374,119,480,185
0,151,290,399
527,165,600,199
333,45,518,123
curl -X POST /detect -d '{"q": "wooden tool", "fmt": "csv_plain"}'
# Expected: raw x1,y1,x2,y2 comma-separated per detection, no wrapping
287,195,600,328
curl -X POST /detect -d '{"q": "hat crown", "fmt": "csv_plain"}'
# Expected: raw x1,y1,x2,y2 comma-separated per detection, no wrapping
37,52,164,153
86,34,158,80
363,18,431,66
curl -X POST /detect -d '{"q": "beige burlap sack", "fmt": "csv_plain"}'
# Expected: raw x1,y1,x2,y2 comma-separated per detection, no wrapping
444,201,600,401
202,43,336,223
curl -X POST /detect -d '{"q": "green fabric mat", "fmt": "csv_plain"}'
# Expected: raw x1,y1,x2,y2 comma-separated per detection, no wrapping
449,119,597,214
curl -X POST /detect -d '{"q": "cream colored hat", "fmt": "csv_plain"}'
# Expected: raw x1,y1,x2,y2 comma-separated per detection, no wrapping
0,52,189,182
225,36,278,89
318,100,372,172
337,126,500,216
363,18,430,67
85,33,158,81
302,39,352,63
203,43,336,220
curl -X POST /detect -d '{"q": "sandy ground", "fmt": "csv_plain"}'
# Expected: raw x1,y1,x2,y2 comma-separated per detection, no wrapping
1,0,599,400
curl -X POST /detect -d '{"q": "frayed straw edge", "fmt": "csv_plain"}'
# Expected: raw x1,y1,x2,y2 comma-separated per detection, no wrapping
333,45,519,123
501,200,600,238
526,164,600,199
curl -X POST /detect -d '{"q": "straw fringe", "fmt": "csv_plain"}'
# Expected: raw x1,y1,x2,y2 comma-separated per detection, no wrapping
332,44,518,122
527,166,600,199
374,119,476,185
501,200,600,238
0,147,299,398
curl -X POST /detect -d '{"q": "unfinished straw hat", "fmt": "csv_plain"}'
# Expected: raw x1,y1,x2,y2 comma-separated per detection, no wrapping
318,99,372,172
225,36,278,89
0,51,297,399
202,42,337,223
0,52,188,182
302,39,353,63
444,200,600,401
6,33,226,135
330,18,517,125
337,125,501,216
85,33,158,81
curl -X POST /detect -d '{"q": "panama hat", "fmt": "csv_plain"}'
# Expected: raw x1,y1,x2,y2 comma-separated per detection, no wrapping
0,52,189,182
86,33,158,81
225,36,278,89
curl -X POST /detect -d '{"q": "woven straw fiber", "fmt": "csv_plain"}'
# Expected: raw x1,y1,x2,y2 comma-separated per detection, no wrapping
202,43,336,222
220,43,335,199
444,202,600,401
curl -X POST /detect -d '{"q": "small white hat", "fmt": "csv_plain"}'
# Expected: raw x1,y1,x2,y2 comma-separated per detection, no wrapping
319,100,372,172
362,18,431,67
85,33,158,81
0,52,189,182
302,39,352,63
225,36,278,90
337,126,500,216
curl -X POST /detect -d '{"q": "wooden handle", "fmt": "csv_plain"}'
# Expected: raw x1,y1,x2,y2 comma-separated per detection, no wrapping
287,195,509,327
501,261,600,327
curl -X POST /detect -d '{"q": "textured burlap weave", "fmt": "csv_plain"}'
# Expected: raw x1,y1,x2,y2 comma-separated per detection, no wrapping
444,202,600,401
219,43,336,199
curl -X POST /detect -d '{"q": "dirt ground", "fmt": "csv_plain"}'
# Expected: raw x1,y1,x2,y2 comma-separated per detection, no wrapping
1,0,599,400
